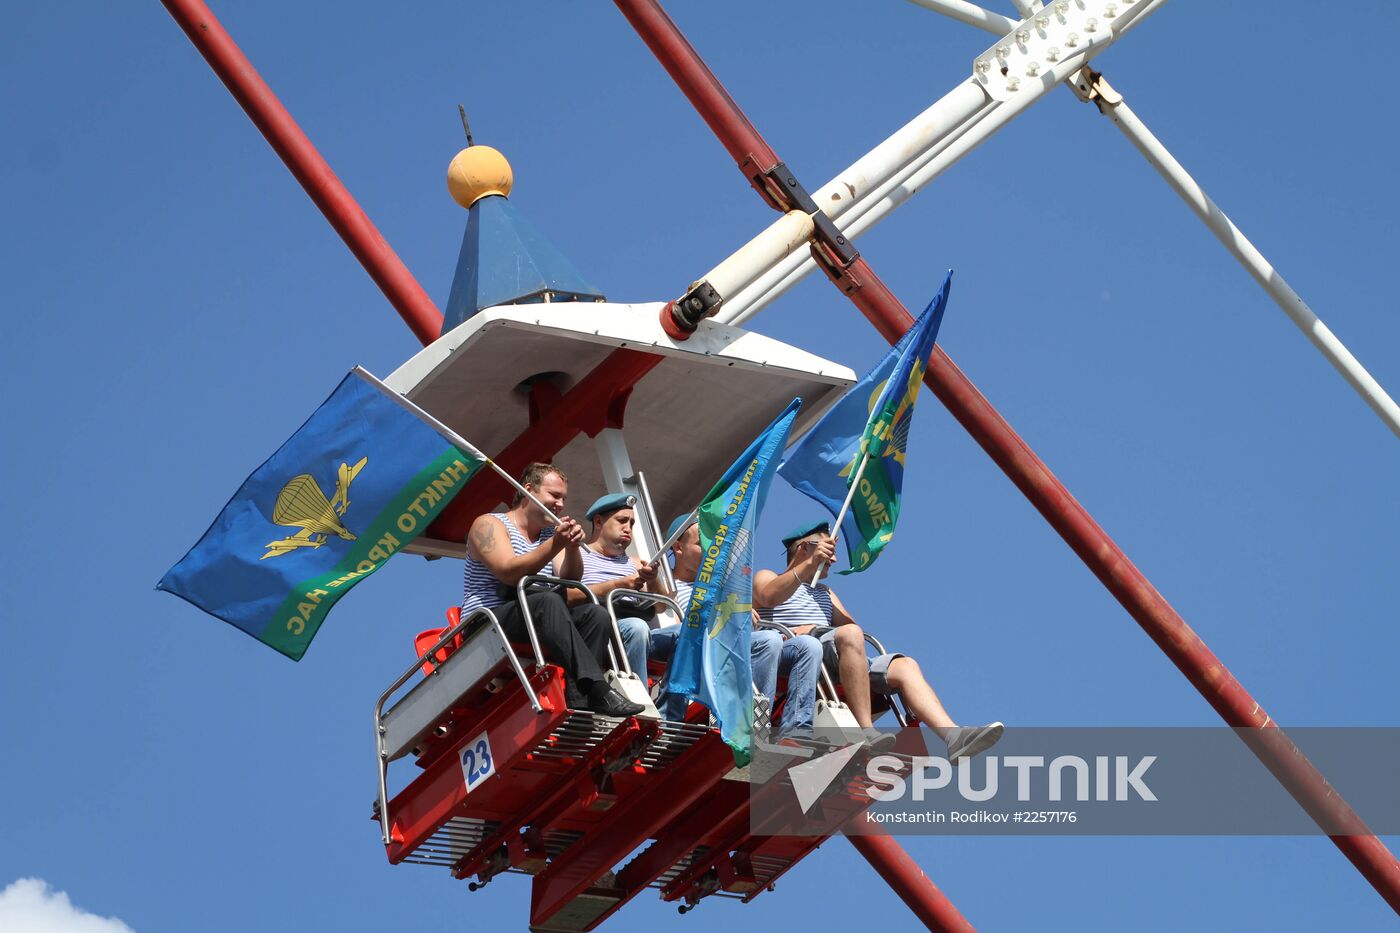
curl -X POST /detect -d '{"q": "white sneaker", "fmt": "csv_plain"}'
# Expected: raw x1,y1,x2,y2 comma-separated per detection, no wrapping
945,722,1004,764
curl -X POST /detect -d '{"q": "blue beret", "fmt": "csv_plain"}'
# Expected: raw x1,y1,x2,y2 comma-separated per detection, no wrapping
667,512,698,542
585,493,636,521
781,520,831,547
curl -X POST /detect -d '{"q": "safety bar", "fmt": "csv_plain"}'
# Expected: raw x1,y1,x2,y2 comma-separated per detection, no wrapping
374,606,537,845
761,620,841,704
514,573,603,668
861,631,909,727
605,589,686,677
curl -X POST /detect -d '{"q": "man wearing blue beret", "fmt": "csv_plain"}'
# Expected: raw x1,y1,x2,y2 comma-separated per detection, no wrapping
555,492,665,679
754,521,1002,760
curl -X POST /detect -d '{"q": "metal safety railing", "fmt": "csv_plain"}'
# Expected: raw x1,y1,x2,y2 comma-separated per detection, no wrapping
374,605,535,845
605,588,684,678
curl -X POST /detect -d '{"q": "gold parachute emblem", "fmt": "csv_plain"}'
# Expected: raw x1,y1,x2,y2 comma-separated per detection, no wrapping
261,457,368,560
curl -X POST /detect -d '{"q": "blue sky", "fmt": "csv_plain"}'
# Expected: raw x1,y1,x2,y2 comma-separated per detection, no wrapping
2,2,1396,930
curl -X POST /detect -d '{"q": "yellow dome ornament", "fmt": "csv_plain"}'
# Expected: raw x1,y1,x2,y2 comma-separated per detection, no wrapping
447,145,513,209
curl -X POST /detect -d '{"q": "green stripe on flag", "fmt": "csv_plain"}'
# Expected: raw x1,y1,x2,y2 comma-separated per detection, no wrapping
260,449,481,659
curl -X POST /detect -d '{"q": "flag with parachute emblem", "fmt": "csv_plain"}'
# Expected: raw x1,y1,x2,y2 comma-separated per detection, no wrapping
158,368,485,660
778,270,951,574
670,399,801,765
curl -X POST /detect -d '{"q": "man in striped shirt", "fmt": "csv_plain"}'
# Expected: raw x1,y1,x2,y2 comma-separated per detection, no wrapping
463,462,644,718
558,493,665,678
754,521,1002,760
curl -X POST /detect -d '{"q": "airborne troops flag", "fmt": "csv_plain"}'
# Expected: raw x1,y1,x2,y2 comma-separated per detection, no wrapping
778,270,952,574
159,368,484,660
670,399,801,765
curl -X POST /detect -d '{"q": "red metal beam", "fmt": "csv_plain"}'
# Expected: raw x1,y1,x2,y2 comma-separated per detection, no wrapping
424,348,663,543
849,833,975,933
609,0,1400,917
529,733,735,929
160,0,443,346
385,667,569,861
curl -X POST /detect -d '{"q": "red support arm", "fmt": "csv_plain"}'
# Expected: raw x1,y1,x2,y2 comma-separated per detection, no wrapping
160,0,444,346
610,0,1400,916
849,833,976,933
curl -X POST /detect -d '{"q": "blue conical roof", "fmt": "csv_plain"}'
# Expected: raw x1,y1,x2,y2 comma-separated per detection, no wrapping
441,195,605,335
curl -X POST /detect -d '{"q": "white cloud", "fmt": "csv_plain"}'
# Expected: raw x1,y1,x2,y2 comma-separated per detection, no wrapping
0,878,134,933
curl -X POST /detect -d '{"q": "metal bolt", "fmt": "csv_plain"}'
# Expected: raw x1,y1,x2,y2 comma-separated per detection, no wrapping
1085,17,1098,32
1055,0,1069,13
1016,29,1030,44
1026,61,1040,76
1046,46,1060,61
1006,76,1021,91
1105,2,1118,15
1036,14,1049,28
996,44,1010,59
1065,32,1079,47
975,58,991,75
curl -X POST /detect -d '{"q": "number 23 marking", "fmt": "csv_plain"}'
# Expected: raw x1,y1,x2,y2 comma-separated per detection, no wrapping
460,731,494,792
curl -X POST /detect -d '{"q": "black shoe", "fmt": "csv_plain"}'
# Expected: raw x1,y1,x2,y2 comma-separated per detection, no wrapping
588,687,646,718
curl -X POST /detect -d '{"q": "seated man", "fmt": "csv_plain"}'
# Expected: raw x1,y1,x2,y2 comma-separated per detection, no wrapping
561,492,664,678
753,521,1002,760
463,461,644,717
652,514,824,739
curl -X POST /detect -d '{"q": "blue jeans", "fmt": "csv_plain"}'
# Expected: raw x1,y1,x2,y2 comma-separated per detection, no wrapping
753,633,822,737
617,616,652,677
646,625,820,737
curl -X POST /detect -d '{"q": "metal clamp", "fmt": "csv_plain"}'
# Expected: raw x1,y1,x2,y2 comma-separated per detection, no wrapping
754,161,860,292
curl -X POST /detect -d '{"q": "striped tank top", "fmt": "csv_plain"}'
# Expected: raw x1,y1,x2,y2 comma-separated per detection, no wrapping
672,579,694,612
757,582,834,628
580,545,652,613
579,545,635,587
461,512,554,613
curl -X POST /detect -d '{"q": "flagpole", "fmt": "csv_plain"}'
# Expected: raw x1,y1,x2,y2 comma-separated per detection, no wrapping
633,470,677,595
351,367,565,525
811,451,870,585
647,508,699,568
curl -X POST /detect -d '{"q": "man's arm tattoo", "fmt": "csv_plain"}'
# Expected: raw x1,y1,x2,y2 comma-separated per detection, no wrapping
472,523,497,555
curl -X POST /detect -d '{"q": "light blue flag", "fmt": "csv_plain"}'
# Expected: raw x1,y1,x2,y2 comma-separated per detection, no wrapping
158,369,484,660
671,399,802,765
778,271,951,573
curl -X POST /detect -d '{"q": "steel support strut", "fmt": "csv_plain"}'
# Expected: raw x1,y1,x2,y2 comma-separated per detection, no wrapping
610,0,1400,918
160,0,444,346
848,833,974,933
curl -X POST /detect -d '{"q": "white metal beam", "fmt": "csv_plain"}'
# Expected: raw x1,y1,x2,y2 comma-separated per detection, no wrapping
715,0,1169,325
904,0,1400,437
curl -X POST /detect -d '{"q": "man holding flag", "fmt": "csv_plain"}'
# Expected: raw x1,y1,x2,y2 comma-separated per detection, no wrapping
766,272,1002,761
753,521,1003,762
668,399,802,765
159,367,491,660
778,270,953,577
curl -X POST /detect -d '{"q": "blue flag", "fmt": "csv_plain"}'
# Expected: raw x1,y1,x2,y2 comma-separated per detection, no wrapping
671,399,802,765
778,271,951,573
158,370,484,660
